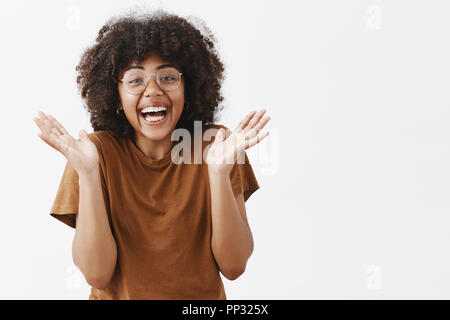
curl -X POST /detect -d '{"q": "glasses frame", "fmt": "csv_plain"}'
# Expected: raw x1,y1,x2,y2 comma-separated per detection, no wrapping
120,67,183,95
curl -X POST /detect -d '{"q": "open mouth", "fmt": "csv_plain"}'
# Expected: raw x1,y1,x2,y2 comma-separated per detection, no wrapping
140,107,169,124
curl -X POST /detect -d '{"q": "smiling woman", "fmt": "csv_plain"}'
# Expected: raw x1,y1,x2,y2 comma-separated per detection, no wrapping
35,8,270,300
75,9,225,140
117,52,186,160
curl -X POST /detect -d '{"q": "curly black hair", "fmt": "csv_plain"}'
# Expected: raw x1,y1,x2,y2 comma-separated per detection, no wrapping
75,9,226,139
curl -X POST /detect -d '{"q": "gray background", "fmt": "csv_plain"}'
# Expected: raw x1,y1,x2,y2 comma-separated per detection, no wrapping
0,0,449,299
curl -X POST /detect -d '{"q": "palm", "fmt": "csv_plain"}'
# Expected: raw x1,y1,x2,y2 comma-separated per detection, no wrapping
205,132,245,166
62,134,100,172
34,111,100,174
205,109,271,174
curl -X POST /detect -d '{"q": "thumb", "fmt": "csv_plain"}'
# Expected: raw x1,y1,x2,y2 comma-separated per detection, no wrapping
215,128,225,143
78,129,88,140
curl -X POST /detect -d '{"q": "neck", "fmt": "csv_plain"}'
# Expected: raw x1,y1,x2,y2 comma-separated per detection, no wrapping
132,131,174,161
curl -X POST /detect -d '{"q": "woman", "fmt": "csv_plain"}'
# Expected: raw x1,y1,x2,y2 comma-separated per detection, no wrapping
33,9,270,300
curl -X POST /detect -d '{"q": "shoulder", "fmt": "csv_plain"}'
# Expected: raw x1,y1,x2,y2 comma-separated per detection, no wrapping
86,130,122,154
86,130,121,144
86,130,113,141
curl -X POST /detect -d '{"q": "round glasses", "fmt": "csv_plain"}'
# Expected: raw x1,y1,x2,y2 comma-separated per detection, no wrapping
120,67,183,95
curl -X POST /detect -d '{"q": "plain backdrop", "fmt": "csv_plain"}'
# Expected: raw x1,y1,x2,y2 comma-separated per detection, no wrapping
1,0,449,299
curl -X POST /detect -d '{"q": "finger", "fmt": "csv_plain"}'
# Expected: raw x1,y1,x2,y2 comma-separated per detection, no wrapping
221,127,233,139
36,116,63,138
35,112,56,136
44,114,64,136
79,129,89,140
47,114,69,136
37,111,52,130
33,116,51,137
36,129,60,151
245,109,267,132
235,110,257,131
34,116,63,150
214,128,225,143
244,130,269,149
37,112,66,138
246,115,271,139
37,111,48,120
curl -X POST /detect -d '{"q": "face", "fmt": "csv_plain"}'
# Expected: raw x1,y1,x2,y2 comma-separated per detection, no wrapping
118,52,185,143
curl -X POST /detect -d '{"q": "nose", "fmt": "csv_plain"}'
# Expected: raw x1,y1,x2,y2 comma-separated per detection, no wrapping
143,74,163,96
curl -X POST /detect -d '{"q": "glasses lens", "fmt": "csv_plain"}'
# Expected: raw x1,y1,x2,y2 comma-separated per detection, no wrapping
157,67,181,92
123,70,147,94
122,67,181,94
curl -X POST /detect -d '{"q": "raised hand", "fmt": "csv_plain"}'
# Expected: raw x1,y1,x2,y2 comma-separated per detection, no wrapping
33,111,100,175
205,109,271,175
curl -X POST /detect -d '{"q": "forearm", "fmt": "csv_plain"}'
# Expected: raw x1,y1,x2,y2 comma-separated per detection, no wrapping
72,168,117,288
209,169,254,279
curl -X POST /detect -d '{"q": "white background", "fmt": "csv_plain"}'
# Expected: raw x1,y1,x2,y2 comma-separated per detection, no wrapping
0,0,449,299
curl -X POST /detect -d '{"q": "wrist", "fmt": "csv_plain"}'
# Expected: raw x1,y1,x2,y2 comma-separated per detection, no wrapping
78,167,100,181
207,166,231,179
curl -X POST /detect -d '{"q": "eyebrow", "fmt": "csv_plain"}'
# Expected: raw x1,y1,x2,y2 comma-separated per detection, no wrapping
124,63,180,72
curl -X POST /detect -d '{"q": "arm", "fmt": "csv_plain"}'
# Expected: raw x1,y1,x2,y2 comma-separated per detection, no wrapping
204,109,270,280
209,169,254,280
33,111,117,288
72,168,117,289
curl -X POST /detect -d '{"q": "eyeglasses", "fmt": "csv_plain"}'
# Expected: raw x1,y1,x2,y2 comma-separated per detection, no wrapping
120,67,183,95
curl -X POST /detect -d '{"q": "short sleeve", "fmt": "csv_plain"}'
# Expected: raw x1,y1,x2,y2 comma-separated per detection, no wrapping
229,151,260,202
49,161,79,228
49,133,110,229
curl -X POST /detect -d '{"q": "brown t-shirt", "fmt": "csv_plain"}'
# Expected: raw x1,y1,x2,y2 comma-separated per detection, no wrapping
50,124,260,300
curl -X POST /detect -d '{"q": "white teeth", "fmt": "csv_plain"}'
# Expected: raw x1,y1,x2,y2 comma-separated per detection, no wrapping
144,114,166,122
141,106,167,113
